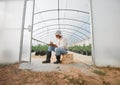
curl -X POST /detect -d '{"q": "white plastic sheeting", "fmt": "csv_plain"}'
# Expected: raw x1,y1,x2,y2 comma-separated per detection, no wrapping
33,0,90,45
91,0,120,67
0,0,25,63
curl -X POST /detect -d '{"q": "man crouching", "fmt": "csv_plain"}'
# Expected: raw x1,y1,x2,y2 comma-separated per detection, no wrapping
42,30,68,64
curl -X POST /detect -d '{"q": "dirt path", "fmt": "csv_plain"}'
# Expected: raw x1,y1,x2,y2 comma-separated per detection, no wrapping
19,52,94,76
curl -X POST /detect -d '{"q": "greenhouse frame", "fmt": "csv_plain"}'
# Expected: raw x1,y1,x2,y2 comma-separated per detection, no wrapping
0,0,120,67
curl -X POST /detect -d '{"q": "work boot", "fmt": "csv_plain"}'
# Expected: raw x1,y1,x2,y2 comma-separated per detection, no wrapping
42,51,51,63
54,55,61,64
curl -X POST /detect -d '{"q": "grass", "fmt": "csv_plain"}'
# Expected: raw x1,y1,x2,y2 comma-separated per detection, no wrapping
93,70,106,75
0,64,9,68
69,78,80,84
45,73,52,78
52,81,57,85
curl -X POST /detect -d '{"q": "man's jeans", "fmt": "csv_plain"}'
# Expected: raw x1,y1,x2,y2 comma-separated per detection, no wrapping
48,46,68,56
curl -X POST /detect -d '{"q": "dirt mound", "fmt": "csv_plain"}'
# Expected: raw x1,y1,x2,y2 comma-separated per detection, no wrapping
0,63,120,85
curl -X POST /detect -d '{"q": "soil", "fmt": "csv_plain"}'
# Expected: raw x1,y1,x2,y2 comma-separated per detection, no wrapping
0,63,120,85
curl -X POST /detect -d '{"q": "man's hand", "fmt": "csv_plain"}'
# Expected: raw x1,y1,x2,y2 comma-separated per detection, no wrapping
50,41,53,44
48,41,58,47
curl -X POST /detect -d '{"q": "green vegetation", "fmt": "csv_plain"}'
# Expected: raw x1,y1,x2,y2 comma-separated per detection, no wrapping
32,45,48,56
32,44,91,56
68,44,91,56
0,64,9,68
93,70,106,75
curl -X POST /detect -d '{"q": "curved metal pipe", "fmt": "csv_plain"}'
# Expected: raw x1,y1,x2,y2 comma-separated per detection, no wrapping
33,24,90,33
35,35,79,44
35,32,82,41
34,18,90,25
34,33,81,44
34,30,84,40
33,27,89,38
34,9,89,15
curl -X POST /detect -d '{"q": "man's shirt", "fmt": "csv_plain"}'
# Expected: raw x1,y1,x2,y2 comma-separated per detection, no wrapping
56,36,67,49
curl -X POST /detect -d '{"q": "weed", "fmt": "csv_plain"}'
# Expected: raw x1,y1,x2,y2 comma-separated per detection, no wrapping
63,74,70,79
93,70,106,75
52,81,57,85
0,64,9,68
45,73,52,78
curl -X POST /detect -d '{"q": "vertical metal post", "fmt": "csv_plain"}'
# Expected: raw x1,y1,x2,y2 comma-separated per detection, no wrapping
29,0,35,63
58,0,60,29
89,0,96,66
19,0,27,63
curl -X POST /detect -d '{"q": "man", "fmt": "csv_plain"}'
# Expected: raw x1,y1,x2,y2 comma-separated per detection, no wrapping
42,30,68,64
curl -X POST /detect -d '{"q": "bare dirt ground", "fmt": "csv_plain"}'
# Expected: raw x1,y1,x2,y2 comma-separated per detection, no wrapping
0,62,120,85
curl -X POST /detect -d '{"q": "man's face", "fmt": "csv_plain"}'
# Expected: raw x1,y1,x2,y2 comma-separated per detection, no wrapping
55,35,61,39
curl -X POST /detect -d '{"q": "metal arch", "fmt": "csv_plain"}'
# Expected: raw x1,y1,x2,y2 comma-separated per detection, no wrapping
34,33,81,44
34,35,83,45
33,32,81,43
34,30,84,40
33,27,89,38
34,18,90,25
34,32,82,41
34,35,79,44
34,31,83,40
32,38,76,45
34,30,85,40
34,34,82,44
34,9,89,15
58,0,60,29
33,24,90,33
39,32,84,44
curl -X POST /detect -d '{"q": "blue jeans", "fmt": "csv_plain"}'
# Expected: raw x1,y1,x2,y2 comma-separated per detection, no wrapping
48,46,68,56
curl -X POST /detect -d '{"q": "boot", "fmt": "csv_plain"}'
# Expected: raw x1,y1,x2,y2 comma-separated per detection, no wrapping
54,55,61,64
42,51,51,63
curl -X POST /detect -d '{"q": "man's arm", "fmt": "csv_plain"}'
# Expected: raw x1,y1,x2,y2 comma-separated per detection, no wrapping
47,41,58,47
48,43,58,47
